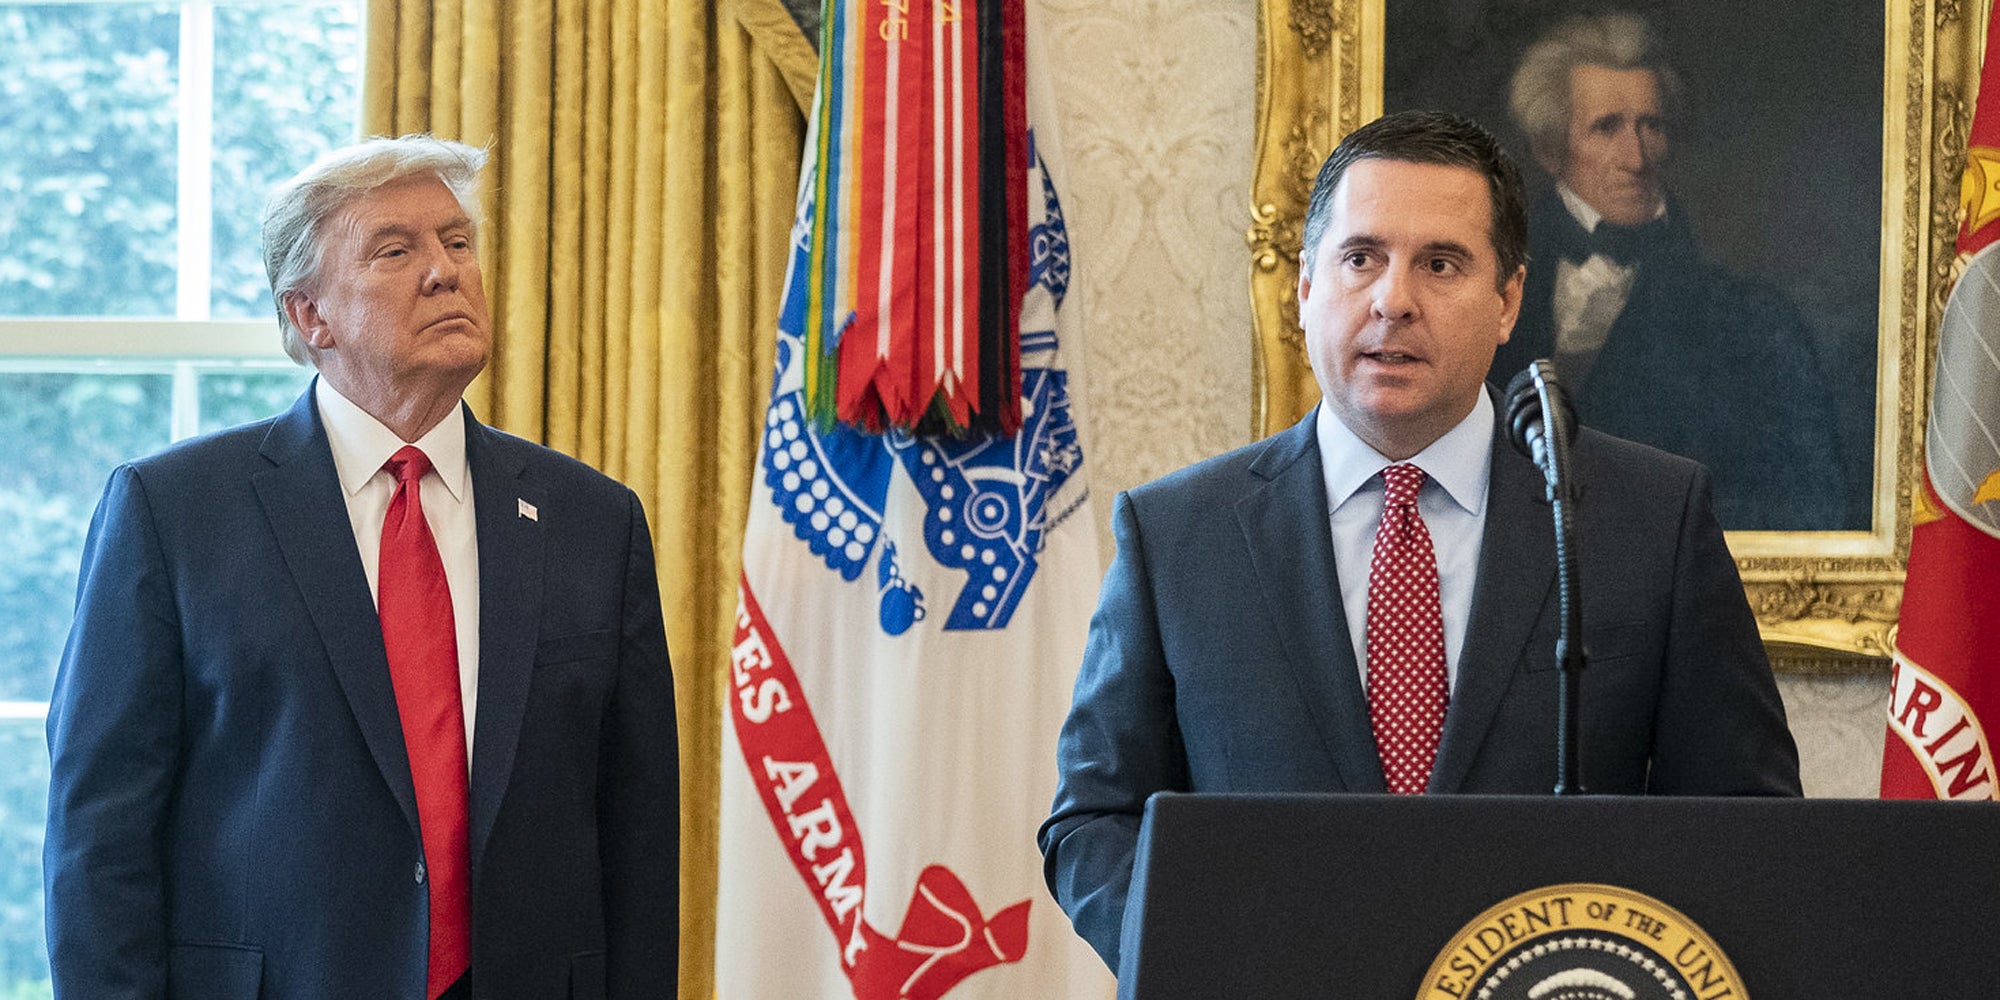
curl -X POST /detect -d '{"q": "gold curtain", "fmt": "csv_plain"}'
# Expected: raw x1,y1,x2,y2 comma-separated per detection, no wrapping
363,2,803,996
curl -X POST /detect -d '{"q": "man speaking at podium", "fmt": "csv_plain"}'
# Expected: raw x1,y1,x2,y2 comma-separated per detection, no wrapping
1037,111,1799,971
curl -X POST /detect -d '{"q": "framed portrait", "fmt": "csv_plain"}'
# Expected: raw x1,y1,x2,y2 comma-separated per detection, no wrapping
1247,0,1983,661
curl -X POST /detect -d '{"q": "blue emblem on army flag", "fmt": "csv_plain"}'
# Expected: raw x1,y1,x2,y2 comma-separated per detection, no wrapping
760,134,1084,634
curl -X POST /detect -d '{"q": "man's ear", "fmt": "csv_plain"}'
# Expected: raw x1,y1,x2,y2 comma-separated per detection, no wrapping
1298,251,1315,306
282,292,333,350
1496,263,1527,344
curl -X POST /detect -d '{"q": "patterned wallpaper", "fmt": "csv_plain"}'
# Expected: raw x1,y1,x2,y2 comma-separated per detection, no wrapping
1779,673,1889,797
1039,0,1257,554
1036,0,1885,798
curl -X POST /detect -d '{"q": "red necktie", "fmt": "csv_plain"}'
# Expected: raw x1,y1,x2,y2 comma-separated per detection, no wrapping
1366,463,1449,795
379,445,472,997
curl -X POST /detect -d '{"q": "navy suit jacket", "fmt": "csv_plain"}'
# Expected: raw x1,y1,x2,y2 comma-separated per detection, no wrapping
1037,402,1801,971
45,387,679,1000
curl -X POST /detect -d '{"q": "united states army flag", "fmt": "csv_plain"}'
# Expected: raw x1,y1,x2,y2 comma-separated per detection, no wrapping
715,10,1113,999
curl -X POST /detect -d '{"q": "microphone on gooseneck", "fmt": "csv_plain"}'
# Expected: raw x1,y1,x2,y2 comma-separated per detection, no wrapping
1505,359,1588,796
1503,360,1574,477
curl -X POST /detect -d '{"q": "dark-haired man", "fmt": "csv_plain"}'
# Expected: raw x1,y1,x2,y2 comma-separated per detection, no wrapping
1037,110,1800,973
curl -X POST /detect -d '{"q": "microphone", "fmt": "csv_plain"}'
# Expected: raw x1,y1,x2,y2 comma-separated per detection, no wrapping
1504,360,1588,796
1504,360,1575,475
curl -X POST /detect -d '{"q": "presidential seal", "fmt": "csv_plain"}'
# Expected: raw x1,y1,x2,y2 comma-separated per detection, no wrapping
1418,884,1746,1000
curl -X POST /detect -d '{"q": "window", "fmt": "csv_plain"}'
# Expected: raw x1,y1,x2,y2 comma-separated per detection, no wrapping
0,2,360,991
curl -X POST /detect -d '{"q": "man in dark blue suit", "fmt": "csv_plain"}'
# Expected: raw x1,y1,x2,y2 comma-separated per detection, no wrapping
45,136,678,999
1038,112,1799,973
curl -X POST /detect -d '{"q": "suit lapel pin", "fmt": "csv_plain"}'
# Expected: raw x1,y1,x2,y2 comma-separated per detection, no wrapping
518,498,539,522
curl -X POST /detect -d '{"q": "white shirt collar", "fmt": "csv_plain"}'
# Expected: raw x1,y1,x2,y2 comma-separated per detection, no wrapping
1315,389,1494,518
314,377,470,503
1556,181,1665,233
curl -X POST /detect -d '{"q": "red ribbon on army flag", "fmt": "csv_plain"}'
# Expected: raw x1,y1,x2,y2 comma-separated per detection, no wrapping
803,0,1027,435
840,0,924,425
729,576,1032,998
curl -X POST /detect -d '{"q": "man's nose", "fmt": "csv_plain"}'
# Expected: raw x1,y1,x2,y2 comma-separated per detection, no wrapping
1614,124,1657,171
422,244,462,294
1372,266,1417,320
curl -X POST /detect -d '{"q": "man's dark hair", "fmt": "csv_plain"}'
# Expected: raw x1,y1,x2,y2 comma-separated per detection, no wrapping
1299,110,1528,291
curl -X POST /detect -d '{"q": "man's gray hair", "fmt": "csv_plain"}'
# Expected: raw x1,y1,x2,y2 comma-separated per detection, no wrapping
1508,13,1683,171
261,134,488,364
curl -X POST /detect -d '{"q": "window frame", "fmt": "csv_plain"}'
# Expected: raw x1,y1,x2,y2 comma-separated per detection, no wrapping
0,0,358,702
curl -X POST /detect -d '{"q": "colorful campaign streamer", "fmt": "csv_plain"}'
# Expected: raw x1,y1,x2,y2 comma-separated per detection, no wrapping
801,0,1027,436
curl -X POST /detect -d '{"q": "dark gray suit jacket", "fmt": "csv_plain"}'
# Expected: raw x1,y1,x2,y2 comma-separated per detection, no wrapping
1037,402,1801,971
45,386,679,1000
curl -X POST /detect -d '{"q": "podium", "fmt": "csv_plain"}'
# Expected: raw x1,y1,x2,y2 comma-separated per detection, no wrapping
1117,793,2000,998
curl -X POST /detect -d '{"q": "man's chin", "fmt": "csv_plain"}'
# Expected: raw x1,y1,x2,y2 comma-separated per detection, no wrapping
428,327,491,364
414,341,492,392
1596,193,1665,227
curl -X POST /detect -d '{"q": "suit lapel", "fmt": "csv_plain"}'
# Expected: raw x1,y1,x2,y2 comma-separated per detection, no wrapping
1429,413,1559,793
465,415,546,869
1235,412,1387,794
252,386,420,835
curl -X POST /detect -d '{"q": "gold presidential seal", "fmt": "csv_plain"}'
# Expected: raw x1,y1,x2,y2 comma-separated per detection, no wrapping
1418,884,1747,1000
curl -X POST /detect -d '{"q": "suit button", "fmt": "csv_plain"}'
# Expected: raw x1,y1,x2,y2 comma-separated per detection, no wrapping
415,861,426,884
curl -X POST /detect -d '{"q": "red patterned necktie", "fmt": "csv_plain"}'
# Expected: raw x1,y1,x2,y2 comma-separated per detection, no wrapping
378,445,471,997
1366,463,1450,795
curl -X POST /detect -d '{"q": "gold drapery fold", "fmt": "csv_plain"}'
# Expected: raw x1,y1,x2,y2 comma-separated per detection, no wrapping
363,3,802,997
722,0,818,112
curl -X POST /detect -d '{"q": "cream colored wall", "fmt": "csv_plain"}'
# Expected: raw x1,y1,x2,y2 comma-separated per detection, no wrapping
1041,0,1257,526
1040,0,1886,799
1779,674,1888,797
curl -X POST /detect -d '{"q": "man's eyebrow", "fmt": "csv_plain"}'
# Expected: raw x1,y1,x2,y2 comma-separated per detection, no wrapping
359,222,419,245
1336,234,1477,258
1419,239,1476,258
358,216,474,245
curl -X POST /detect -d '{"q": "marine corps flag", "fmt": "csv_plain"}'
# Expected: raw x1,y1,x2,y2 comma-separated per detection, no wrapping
715,4,1113,998
1880,10,2000,800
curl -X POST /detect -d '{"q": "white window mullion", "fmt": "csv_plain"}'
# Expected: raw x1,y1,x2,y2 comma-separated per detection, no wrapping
176,2,216,321
169,361,202,442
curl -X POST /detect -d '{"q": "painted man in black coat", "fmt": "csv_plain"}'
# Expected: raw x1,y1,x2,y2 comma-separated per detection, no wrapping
1493,13,1851,529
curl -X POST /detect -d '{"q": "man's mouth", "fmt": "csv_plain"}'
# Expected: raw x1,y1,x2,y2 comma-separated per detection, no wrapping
1362,351,1422,365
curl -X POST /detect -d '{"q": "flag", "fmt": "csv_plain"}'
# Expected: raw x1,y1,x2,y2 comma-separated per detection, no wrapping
802,0,1028,434
1879,12,2000,800
714,7,1114,997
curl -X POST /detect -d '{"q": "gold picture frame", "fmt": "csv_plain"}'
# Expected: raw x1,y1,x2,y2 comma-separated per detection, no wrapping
1250,0,1986,665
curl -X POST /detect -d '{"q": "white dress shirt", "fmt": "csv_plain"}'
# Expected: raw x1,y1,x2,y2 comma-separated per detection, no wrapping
1317,391,1494,694
1550,183,1663,383
315,378,481,764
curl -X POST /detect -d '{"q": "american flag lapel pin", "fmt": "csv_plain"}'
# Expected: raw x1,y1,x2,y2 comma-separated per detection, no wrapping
518,498,539,522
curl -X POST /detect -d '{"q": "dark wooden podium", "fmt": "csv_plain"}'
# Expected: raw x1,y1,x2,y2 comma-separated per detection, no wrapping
1117,794,2000,998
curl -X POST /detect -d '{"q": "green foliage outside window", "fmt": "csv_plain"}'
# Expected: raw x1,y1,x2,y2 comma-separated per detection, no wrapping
211,5,362,318
0,5,181,316
0,3,361,320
